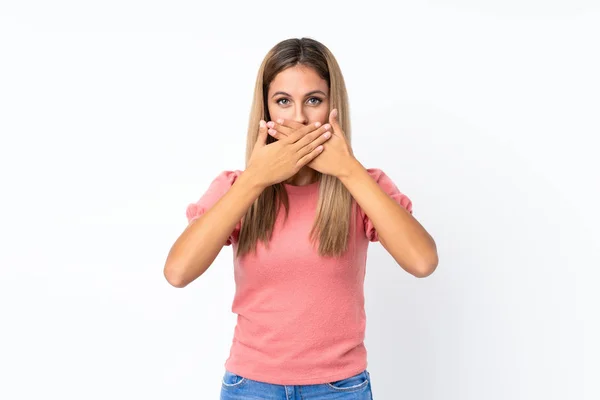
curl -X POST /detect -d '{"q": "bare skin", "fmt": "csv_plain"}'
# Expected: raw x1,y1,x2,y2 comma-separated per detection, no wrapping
266,64,330,186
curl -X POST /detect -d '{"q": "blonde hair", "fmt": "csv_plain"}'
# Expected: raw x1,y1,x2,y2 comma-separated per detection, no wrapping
236,37,355,258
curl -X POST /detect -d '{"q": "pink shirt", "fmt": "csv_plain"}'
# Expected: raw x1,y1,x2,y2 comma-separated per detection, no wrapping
186,168,413,385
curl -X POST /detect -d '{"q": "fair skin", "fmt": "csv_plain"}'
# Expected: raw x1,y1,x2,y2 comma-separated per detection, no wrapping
163,65,437,287
264,64,439,277
266,64,331,185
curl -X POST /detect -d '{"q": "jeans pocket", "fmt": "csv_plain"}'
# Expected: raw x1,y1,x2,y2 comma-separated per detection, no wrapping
326,370,370,392
221,369,247,388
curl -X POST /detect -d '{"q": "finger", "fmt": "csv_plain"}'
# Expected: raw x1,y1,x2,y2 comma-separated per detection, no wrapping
287,121,324,143
300,129,333,157
267,127,286,139
296,144,324,168
255,120,268,148
329,108,342,134
267,119,294,136
276,118,305,130
266,120,289,139
294,122,331,150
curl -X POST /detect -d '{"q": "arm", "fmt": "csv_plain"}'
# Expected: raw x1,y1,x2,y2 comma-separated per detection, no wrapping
163,169,265,288
339,159,438,278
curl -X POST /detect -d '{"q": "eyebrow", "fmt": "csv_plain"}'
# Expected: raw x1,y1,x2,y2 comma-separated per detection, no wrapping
271,90,328,98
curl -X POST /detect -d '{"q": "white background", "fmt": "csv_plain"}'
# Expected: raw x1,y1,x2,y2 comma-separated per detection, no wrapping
1,1,598,399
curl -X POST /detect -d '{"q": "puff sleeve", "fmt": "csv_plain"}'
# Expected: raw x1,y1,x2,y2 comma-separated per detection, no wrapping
360,168,413,242
185,170,243,246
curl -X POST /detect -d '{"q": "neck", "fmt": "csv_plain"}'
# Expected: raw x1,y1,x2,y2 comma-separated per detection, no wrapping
285,167,319,186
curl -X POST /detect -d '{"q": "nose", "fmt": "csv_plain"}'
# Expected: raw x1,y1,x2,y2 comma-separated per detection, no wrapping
293,106,308,125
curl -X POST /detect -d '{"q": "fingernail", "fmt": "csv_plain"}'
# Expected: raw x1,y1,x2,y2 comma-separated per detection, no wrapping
314,121,321,127
332,109,338,118
259,120,266,127
267,121,274,128
276,118,284,124
323,123,331,130
268,128,276,135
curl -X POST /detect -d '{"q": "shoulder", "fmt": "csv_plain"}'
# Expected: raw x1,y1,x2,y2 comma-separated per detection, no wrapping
362,167,413,213
185,169,244,223
198,169,244,194
364,167,399,192
210,169,244,186
365,167,389,181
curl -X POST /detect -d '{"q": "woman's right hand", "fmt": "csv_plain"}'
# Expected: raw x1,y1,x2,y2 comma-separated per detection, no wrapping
246,120,332,188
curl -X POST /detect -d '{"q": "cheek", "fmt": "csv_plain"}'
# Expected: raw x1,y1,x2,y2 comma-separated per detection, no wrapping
267,105,286,121
316,100,330,120
312,108,329,124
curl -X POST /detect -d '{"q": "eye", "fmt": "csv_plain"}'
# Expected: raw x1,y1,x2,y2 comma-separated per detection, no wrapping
275,97,323,106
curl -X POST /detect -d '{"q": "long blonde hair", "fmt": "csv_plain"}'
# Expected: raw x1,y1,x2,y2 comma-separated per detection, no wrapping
236,37,355,258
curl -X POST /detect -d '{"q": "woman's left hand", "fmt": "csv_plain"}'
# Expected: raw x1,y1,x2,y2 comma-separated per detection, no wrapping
266,108,356,178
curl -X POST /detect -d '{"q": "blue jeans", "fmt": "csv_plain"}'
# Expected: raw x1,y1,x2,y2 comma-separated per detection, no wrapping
220,369,373,399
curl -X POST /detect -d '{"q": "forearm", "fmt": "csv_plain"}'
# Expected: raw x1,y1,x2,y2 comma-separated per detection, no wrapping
338,158,438,277
164,169,265,287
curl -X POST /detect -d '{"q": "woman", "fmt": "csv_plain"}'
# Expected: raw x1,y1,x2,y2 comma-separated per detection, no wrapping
164,37,438,400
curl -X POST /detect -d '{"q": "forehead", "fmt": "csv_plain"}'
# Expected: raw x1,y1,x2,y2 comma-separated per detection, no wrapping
268,65,328,95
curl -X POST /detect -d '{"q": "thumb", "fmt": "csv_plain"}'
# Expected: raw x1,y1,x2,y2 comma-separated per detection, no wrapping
255,120,268,148
329,108,341,133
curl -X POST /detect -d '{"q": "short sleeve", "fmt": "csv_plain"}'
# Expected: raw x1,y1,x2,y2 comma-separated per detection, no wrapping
360,168,413,242
185,170,243,246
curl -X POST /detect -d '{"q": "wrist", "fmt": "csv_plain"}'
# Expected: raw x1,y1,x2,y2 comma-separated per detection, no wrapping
336,156,362,182
238,167,268,193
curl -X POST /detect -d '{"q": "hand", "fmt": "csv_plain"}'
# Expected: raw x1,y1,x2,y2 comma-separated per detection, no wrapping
246,119,333,188
266,108,355,178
